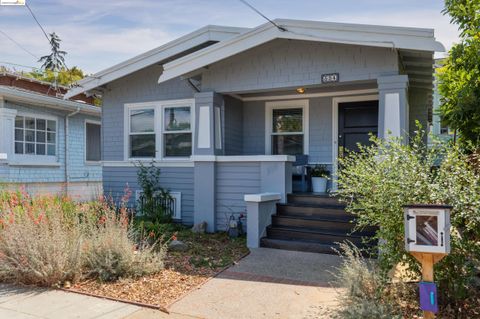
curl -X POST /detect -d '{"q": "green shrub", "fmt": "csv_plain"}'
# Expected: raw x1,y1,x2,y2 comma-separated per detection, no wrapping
136,161,173,222
336,127,480,308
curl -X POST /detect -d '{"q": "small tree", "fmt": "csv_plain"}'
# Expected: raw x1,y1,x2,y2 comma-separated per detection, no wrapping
336,128,480,311
38,32,67,72
438,0,480,148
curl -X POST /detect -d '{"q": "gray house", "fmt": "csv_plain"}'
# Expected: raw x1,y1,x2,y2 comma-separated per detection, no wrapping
67,19,443,252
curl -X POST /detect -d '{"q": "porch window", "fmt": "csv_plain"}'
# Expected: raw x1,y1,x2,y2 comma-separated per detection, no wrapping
163,106,192,157
129,108,155,158
271,108,304,155
14,115,57,156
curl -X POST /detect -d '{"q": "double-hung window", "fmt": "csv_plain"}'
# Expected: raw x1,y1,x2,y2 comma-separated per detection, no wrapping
266,100,309,155
14,115,57,156
128,108,156,158
163,105,192,157
125,99,193,160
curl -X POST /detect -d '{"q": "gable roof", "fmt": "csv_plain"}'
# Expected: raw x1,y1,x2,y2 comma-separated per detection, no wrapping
64,25,248,99
158,19,445,84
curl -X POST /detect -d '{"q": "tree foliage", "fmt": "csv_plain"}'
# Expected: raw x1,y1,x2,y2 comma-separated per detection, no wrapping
438,0,480,147
27,67,84,86
38,32,67,72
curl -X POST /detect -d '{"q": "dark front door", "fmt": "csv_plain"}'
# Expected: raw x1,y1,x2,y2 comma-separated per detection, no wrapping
338,100,379,156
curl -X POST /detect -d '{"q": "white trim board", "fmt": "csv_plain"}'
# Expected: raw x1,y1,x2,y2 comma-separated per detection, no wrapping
265,99,309,156
331,94,379,191
241,88,378,102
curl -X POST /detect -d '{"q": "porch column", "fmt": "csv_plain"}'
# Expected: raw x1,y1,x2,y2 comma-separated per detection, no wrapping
377,75,409,141
192,91,223,232
0,100,17,161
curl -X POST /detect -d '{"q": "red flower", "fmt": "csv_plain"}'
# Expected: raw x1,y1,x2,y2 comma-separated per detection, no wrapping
171,234,177,241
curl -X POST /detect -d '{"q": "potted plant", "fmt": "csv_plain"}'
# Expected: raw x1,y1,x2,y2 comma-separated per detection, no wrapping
310,164,330,193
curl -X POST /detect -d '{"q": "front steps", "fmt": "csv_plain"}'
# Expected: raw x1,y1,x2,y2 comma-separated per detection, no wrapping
260,193,376,254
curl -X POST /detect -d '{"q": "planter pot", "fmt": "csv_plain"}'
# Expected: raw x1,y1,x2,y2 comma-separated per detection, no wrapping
311,177,328,193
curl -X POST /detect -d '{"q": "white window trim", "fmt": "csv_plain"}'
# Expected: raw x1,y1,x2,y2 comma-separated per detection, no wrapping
84,119,102,165
161,102,194,160
124,98,195,161
265,99,309,155
331,94,379,191
13,112,58,164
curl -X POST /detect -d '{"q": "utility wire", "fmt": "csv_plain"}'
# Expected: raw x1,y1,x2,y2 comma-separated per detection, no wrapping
0,61,40,70
0,29,39,59
238,0,287,32
25,3,50,44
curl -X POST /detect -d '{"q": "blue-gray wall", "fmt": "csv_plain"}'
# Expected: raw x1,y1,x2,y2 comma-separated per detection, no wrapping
103,166,195,225
202,39,399,93
0,100,101,184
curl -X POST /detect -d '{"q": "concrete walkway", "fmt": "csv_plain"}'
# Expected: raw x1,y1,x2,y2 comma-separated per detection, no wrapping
1,248,342,319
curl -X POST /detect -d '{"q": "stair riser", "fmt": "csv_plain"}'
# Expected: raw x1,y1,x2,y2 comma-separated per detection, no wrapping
271,217,376,236
267,228,366,246
260,239,339,254
287,195,345,207
277,205,352,219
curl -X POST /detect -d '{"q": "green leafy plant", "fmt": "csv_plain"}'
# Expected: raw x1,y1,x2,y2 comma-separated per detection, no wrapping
336,126,480,313
311,164,330,178
136,161,173,223
438,0,480,148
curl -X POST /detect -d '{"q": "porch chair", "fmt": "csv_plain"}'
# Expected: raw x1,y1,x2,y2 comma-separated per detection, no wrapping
292,154,311,193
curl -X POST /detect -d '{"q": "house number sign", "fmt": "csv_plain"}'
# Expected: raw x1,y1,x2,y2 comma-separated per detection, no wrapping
321,73,339,84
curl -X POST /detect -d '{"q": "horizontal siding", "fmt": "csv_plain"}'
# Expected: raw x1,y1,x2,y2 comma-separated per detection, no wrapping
103,166,194,225
215,162,261,231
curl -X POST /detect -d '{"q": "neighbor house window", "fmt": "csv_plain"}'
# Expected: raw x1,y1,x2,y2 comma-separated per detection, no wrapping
14,115,56,156
125,99,194,160
85,121,101,162
271,107,304,155
163,106,192,157
128,108,155,158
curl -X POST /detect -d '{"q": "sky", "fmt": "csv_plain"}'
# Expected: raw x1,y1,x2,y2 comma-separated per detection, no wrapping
0,0,460,75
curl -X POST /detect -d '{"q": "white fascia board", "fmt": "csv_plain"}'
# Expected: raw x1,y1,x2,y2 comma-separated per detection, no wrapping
0,86,101,116
159,19,445,84
64,25,248,99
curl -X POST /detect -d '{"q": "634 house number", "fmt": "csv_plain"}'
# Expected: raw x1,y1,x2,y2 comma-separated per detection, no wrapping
321,73,339,84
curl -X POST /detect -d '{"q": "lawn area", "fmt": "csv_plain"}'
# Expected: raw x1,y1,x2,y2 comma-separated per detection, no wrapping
68,224,249,308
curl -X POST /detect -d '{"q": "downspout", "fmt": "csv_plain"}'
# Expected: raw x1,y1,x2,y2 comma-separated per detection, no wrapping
65,107,81,197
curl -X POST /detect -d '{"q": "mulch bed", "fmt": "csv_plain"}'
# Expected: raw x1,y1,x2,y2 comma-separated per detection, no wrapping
68,230,249,309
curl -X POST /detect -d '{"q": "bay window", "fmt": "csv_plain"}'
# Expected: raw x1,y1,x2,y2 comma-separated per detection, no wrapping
125,99,193,160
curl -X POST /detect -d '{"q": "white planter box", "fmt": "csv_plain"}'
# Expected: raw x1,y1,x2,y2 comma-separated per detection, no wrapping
311,177,328,193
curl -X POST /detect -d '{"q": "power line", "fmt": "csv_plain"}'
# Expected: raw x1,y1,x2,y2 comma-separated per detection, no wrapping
0,61,40,70
25,3,50,44
238,0,287,32
0,29,39,60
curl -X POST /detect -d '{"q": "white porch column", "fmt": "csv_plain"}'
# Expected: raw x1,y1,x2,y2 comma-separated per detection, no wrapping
377,75,409,141
0,100,18,161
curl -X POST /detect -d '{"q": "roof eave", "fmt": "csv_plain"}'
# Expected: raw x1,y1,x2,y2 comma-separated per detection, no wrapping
158,20,445,84
64,25,248,99
0,86,101,116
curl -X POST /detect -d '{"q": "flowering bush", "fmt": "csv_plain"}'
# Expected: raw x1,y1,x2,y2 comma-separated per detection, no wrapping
0,188,166,286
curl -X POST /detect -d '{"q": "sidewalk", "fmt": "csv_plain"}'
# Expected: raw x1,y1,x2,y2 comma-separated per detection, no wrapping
0,248,342,319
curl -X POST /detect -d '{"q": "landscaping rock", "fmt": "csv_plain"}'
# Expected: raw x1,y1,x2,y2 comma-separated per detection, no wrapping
168,240,188,252
191,221,207,234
